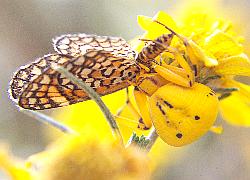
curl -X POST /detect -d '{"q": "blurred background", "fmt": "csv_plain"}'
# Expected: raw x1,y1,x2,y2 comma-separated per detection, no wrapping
1,0,250,179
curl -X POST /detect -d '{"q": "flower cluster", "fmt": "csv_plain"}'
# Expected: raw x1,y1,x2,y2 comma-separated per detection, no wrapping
33,135,150,180
134,11,250,127
0,134,151,180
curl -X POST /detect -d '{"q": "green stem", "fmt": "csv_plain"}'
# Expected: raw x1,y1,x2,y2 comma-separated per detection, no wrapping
54,66,123,145
126,128,159,152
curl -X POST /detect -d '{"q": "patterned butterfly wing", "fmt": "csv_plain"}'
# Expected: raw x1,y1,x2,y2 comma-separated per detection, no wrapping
9,50,140,110
53,33,137,59
9,54,67,101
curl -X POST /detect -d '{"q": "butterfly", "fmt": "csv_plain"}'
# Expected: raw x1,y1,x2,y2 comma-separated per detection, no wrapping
9,34,141,110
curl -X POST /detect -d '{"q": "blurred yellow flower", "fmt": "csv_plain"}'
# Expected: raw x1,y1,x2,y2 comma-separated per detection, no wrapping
31,134,150,180
0,144,32,180
0,135,151,180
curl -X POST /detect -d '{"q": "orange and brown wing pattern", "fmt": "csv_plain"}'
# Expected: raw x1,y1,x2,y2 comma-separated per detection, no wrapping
53,33,137,59
9,50,140,110
9,54,69,101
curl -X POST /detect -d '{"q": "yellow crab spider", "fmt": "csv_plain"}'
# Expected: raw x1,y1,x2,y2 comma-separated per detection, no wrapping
118,22,219,147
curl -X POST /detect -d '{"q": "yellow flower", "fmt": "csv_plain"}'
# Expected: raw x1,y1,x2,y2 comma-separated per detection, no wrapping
0,144,33,180
31,134,150,180
135,9,250,126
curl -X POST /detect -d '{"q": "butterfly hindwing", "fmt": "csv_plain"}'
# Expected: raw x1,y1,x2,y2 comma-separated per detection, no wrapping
53,33,137,59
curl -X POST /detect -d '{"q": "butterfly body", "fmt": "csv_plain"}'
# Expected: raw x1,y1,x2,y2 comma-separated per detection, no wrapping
136,33,174,67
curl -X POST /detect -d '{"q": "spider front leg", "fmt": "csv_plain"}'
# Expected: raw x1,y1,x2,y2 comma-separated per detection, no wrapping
153,45,195,88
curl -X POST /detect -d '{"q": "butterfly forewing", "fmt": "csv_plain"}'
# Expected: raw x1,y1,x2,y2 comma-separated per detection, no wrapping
10,50,140,110
9,54,69,101
53,33,137,59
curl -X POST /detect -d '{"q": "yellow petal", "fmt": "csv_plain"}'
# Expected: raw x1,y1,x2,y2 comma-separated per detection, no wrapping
137,15,154,31
221,79,250,101
205,57,219,67
219,93,250,126
209,125,223,134
152,11,178,32
218,78,250,126
131,32,155,52
137,15,164,40
232,81,250,100
174,0,226,37
179,13,212,38
204,30,243,59
138,11,177,32
0,145,32,180
137,11,178,40
214,53,250,76
187,40,218,67
132,13,175,53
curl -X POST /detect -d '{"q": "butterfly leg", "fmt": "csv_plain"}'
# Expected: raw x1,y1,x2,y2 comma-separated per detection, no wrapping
115,88,130,116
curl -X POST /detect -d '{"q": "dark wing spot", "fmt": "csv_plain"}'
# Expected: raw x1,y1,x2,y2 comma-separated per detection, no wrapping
128,71,133,77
